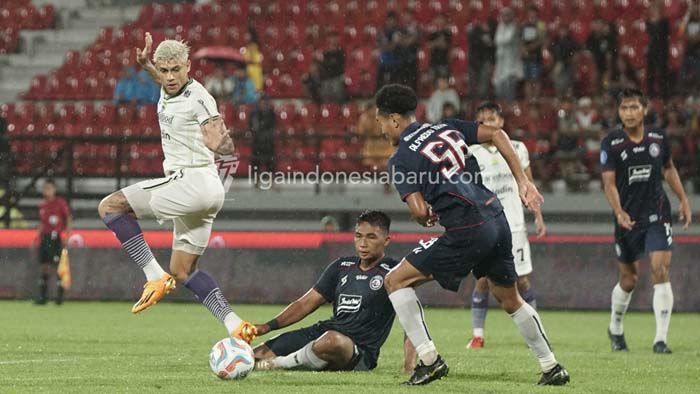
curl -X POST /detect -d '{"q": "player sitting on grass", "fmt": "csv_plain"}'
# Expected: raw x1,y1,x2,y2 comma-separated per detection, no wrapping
600,88,692,354
253,211,416,372
97,33,255,343
376,84,569,386
466,102,546,349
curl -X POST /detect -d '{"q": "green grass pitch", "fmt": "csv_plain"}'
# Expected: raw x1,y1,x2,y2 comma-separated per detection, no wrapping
1,301,698,393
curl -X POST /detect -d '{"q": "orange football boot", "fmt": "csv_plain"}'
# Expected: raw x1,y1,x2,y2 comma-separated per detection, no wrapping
131,274,176,314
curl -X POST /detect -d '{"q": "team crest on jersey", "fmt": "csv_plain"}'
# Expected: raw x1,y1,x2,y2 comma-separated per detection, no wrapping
649,143,660,158
183,90,191,97
369,275,384,291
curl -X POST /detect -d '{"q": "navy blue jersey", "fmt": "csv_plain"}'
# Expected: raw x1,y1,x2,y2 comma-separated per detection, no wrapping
388,120,503,229
313,256,399,359
600,127,672,226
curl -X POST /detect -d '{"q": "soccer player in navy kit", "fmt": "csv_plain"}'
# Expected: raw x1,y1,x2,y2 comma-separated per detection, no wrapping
600,88,692,354
253,211,415,372
375,84,569,386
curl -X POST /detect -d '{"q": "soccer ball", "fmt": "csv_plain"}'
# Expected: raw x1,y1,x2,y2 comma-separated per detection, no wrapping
209,337,255,380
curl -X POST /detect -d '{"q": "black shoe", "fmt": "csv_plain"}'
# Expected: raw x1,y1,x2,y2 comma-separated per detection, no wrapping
608,329,629,352
537,364,570,386
403,356,449,386
653,341,672,354
55,285,64,305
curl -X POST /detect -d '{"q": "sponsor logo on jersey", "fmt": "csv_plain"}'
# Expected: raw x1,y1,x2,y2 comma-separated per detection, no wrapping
649,143,660,158
337,294,362,314
340,275,348,287
600,150,608,165
340,261,356,267
403,123,432,141
158,112,174,125
380,263,392,271
621,150,628,161
370,275,384,291
628,165,652,184
632,146,646,153
356,275,368,281
649,214,658,223
648,132,663,139
611,138,625,146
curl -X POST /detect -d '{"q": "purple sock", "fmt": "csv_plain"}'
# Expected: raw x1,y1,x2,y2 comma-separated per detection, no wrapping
103,213,155,269
521,287,537,309
184,270,233,322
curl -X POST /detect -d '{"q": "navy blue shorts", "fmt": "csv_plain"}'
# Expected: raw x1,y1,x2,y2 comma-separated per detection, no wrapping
405,212,518,291
614,221,673,263
264,323,374,371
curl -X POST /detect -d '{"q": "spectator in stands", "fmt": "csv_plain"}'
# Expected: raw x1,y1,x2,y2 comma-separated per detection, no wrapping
357,104,393,170
0,189,27,229
586,18,617,94
302,61,323,103
550,26,580,98
393,11,420,90
376,11,402,89
646,1,670,98
426,76,460,123
441,102,459,120
493,8,523,102
680,4,700,95
0,110,8,186
521,6,546,100
575,97,603,158
135,69,160,105
554,97,588,191
245,26,264,91
249,94,276,174
428,13,452,80
321,215,339,232
319,31,346,103
468,18,496,99
205,66,234,103
114,66,137,104
608,54,641,97
230,67,257,105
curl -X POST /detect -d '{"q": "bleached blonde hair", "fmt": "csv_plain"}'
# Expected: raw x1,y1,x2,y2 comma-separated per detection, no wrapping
153,39,189,64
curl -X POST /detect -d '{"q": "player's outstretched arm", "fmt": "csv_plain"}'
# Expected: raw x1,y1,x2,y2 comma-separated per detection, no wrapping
201,117,235,155
405,192,438,227
254,288,327,336
477,124,543,212
663,160,692,230
135,32,163,86
602,170,635,230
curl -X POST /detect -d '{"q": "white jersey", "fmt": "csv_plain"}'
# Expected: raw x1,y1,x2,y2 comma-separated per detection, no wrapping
469,141,530,233
157,79,220,174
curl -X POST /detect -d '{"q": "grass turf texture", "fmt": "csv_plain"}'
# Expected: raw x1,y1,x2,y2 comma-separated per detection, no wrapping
1,301,698,393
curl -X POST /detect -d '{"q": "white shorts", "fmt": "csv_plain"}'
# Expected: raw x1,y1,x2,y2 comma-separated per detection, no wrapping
122,167,225,255
511,230,533,276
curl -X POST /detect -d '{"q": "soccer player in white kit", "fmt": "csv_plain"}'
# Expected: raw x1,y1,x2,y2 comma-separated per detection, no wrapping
466,102,546,349
97,33,256,343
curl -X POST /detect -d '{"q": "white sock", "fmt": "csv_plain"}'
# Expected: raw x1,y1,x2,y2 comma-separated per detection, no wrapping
510,303,557,372
273,341,328,370
609,283,632,335
223,312,243,333
653,282,673,344
473,328,484,338
388,288,437,365
143,258,167,281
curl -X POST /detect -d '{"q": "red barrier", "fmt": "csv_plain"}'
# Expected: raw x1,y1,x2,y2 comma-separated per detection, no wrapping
1,229,700,248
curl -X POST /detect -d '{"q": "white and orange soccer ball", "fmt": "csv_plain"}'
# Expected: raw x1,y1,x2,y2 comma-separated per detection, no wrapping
209,337,255,380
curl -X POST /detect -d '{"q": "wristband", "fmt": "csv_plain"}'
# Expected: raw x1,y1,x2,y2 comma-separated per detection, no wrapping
266,319,280,330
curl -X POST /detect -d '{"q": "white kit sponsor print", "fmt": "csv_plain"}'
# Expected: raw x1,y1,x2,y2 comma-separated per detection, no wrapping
337,294,362,314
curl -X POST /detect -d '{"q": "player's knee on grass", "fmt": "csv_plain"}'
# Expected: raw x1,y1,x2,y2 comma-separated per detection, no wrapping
517,276,531,292
490,282,523,314
98,191,132,219
312,331,355,368
475,277,490,292
253,344,275,360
